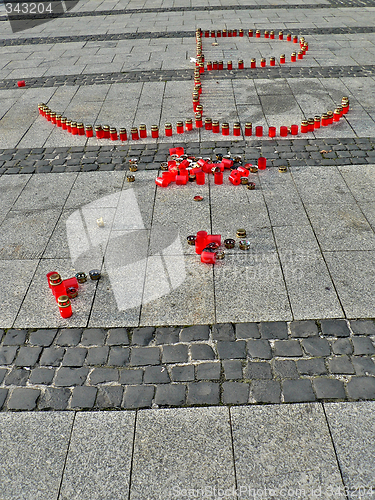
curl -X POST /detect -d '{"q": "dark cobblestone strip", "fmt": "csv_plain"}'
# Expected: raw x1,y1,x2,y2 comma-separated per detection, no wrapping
0,2,356,23
0,137,375,174
2,65,375,91
1,320,375,410
2,26,375,47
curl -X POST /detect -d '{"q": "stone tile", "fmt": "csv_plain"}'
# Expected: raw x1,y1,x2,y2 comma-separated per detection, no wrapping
272,359,299,379
247,339,272,360
195,362,221,381
95,386,124,409
214,256,292,323
235,322,260,339
297,358,328,376
352,337,375,355
351,357,375,376
324,251,375,318
0,260,38,328
154,384,186,406
350,319,375,336
222,382,250,404
346,377,375,400
122,385,155,409
37,387,71,410
250,380,281,403
338,165,375,202
231,404,344,495
59,412,135,500
0,413,74,500
332,338,353,355
28,329,58,346
321,319,351,338
259,321,288,340
283,379,316,402
313,378,346,399
131,407,234,498
130,327,155,346
289,320,319,338
180,325,210,342
325,401,375,492
273,340,303,357
301,337,331,357
170,364,194,382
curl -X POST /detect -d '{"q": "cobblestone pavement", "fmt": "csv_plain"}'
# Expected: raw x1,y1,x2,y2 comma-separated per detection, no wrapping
1,320,375,410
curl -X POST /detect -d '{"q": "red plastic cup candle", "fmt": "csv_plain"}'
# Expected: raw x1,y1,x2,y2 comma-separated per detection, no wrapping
195,113,203,128
237,165,250,176
214,169,223,184
77,123,85,136
258,157,267,170
279,31,283,40
201,248,216,264
268,126,276,138
228,29,232,37
204,30,209,37
251,58,256,68
314,116,321,129
308,118,314,132
95,125,103,138
212,120,220,133
151,125,159,138
233,123,241,136
46,271,58,289
210,30,215,37
139,124,147,138
110,127,118,140
61,117,67,130
270,30,275,39
63,276,79,290
321,114,328,126
71,122,78,135
58,295,72,319
233,29,237,37
333,109,341,122
227,61,233,70
50,112,56,124
280,126,288,137
222,123,230,135
17,80,26,87
260,58,266,67
264,30,269,38
221,158,233,169
56,114,62,127
205,118,212,130
280,54,285,64
291,124,298,135
155,177,170,187
186,119,193,131
245,122,252,136
195,170,205,185
291,52,296,62
131,127,139,140
239,28,244,37
207,61,212,71
255,125,263,137
213,61,218,70
222,29,227,37
66,121,72,133
248,29,253,37
119,128,128,141
298,51,303,59
301,120,308,133
256,29,261,38
327,111,334,124
85,124,93,136
176,175,188,185
176,121,184,134
49,273,67,301
165,123,173,136
270,57,275,66
229,170,241,185
217,30,221,37
218,61,223,70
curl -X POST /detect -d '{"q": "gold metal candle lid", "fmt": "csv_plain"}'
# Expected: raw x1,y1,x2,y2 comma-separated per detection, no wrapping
131,127,138,133
239,240,250,250
127,174,135,182
151,125,159,130
245,122,252,127
103,125,109,131
119,127,127,133
49,273,62,285
77,123,84,128
278,166,288,173
57,295,70,307
139,124,146,130
236,228,246,238
314,116,321,121
165,122,172,128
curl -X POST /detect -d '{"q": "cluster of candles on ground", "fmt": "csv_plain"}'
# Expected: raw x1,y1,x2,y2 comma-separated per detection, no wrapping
188,228,252,265
46,270,100,318
155,147,265,187
37,25,349,140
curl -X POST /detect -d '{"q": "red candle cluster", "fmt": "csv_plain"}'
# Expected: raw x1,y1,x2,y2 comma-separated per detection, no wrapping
46,271,79,318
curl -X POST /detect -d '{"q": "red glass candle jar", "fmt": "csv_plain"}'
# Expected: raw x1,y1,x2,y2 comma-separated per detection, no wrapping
238,60,244,69
270,57,275,66
233,29,237,36
291,52,296,62
50,112,56,124
229,170,241,185
205,118,212,130
61,117,67,130
228,29,233,37
185,119,193,131
46,271,58,289
217,30,221,37
256,29,261,38
280,54,285,64
195,170,205,185
103,125,110,139
176,121,184,134
176,175,188,185
139,124,147,138
245,122,252,136
77,123,85,136
212,120,220,133
299,37,305,47
58,295,72,318
119,128,128,140
255,125,263,137
199,62,204,74
196,104,203,115
195,113,203,128
314,116,321,129
248,29,253,37
237,165,250,176
207,61,212,71
38,103,45,115
279,30,283,40
280,126,288,137
221,158,233,169
233,123,241,136
268,126,276,138
251,58,256,68
214,168,223,184
258,157,267,170
270,30,275,39
56,114,62,127
165,123,173,136
291,124,298,135
260,58,266,67
337,105,343,117
155,177,169,187
239,28,244,37
218,61,223,70
308,118,314,132
222,29,227,37
110,127,118,140
210,30,215,37
71,122,78,135
49,273,66,301
131,127,139,140
193,97,199,112
321,114,328,126
222,123,230,135
66,120,72,133
333,109,341,122
327,111,333,124
301,120,308,133
201,248,216,264
204,30,209,37
264,30,269,38
298,51,303,59
151,125,159,138
227,61,232,70
95,125,103,138
45,110,51,121
85,124,93,137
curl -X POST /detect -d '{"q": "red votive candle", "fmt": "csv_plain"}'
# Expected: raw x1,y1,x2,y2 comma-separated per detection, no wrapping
222,123,230,135
165,123,173,136
186,119,193,131
268,126,276,138
291,124,298,135
260,58,266,67
195,170,205,185
233,123,241,136
119,128,127,141
58,295,72,319
139,124,147,138
280,126,288,137
258,157,267,170
245,122,252,136
270,57,275,66
131,127,139,140
151,125,159,138
227,61,232,70
212,120,220,133
176,121,184,134
255,125,263,137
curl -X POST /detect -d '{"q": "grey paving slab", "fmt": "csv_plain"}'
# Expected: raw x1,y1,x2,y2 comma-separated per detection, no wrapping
0,173,31,225
13,258,98,328
231,404,345,499
59,411,135,500
324,401,375,500
0,259,38,328
338,164,375,203
214,253,292,323
130,407,235,500
324,251,375,319
0,412,74,500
